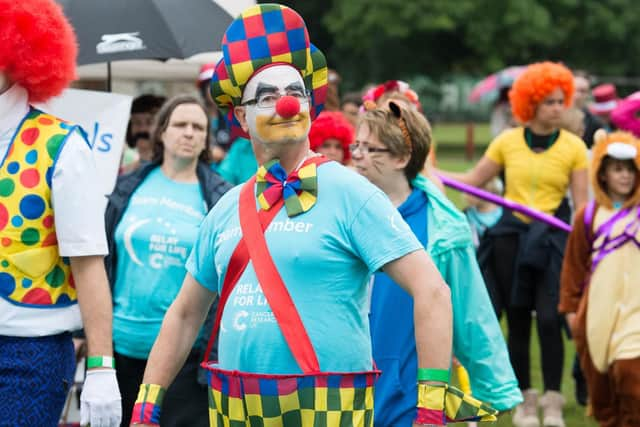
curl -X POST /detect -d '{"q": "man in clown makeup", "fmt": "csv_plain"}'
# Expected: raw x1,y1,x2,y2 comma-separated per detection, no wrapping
131,5,495,427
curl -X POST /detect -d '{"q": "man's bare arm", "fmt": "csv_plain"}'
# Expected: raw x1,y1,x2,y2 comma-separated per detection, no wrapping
383,250,453,371
142,273,216,387
71,255,114,357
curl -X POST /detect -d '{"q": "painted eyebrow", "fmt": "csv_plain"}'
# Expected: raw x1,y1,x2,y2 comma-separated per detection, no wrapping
255,83,278,99
285,82,304,92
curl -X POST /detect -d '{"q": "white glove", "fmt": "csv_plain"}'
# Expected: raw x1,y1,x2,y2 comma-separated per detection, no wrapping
80,368,122,427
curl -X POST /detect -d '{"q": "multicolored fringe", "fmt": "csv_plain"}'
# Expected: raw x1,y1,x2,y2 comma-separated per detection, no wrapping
207,369,376,426
256,159,318,217
131,383,165,426
415,384,446,425
415,383,498,425
454,364,472,395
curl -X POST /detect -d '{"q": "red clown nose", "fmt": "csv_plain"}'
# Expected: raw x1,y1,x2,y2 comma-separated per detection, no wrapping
275,95,301,118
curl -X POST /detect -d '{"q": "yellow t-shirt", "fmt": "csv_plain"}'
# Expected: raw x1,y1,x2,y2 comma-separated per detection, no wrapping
485,127,588,219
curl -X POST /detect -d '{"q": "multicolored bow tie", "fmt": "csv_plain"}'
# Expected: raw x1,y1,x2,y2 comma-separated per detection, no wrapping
256,159,319,217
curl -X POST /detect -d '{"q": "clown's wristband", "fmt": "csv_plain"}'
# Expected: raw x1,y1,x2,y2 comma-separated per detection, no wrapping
131,383,166,426
417,368,449,383
86,355,115,369
415,383,446,426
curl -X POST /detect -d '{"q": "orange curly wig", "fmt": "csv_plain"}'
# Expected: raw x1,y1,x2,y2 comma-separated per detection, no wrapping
0,0,77,103
509,61,574,123
309,111,354,162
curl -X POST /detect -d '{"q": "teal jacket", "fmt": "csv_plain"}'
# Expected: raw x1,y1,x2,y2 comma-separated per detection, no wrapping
413,174,522,411
216,137,258,185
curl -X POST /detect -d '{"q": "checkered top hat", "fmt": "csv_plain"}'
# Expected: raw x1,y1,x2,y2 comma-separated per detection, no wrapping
210,4,328,139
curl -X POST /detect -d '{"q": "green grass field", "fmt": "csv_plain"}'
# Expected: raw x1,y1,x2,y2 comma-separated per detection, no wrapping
449,322,597,427
432,123,492,148
435,150,597,427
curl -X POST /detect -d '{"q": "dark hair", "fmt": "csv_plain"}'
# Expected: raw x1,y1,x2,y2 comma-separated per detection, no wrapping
341,92,362,108
125,94,167,147
598,156,639,192
150,95,211,164
573,70,594,84
131,94,165,114
130,131,150,145
358,101,431,182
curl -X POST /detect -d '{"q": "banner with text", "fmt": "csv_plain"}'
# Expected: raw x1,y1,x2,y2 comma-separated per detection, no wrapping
36,89,132,211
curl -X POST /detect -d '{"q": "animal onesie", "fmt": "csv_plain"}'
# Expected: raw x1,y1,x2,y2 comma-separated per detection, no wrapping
559,131,640,427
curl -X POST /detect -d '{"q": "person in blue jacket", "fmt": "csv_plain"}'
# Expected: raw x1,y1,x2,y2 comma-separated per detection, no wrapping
352,100,522,426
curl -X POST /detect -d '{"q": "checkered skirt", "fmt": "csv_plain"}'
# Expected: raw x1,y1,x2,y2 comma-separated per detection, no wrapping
206,366,378,426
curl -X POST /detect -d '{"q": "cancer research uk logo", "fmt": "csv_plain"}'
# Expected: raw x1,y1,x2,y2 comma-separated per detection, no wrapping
96,32,146,55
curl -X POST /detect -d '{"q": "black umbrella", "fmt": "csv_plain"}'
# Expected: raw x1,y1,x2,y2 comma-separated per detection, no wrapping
57,0,234,89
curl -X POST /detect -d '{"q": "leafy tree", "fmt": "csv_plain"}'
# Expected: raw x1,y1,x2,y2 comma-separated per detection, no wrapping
259,0,640,91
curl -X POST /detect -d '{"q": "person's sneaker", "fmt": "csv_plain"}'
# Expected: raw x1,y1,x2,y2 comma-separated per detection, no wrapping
539,390,566,427
513,389,540,427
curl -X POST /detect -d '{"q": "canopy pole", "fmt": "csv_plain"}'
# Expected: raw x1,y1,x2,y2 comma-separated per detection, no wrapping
107,61,112,92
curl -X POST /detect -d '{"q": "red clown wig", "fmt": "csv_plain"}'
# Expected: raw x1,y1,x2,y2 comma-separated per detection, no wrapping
0,0,78,103
309,111,354,163
509,61,574,123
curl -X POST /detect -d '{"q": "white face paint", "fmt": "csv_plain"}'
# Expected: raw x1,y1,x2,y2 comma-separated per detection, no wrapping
241,65,311,146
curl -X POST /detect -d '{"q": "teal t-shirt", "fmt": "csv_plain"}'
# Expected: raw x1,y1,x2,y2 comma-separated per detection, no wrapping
186,162,422,374
113,167,208,359
216,137,258,185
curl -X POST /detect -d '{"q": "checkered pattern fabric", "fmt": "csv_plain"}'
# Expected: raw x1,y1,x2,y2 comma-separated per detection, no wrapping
415,383,498,424
443,384,497,422
207,369,376,426
256,159,319,217
210,3,328,138
131,383,166,426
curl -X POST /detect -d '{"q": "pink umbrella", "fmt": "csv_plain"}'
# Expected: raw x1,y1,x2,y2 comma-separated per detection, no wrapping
611,91,640,137
468,66,526,104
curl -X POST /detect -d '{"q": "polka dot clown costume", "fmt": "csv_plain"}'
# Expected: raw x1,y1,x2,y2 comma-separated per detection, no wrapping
0,111,78,307
0,1,121,425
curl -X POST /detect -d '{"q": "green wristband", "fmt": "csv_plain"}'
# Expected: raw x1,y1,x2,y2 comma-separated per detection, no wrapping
417,368,449,383
87,355,115,369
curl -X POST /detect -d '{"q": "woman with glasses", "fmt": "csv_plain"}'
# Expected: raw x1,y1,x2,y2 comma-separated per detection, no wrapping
352,102,521,426
439,62,589,427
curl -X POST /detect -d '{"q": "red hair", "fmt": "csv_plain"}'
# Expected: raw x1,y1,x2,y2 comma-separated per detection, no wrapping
0,0,77,103
509,62,574,123
309,111,354,162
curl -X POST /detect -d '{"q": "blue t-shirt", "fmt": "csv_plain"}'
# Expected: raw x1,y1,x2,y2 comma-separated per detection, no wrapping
369,188,428,426
186,161,422,374
113,168,207,359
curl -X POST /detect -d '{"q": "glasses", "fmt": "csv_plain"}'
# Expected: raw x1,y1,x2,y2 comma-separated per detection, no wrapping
242,89,311,109
349,142,391,155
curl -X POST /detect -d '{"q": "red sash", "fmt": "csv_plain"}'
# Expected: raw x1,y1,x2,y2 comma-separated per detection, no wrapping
202,156,329,372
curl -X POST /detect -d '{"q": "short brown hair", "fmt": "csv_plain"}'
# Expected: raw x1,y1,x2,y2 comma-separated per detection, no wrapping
151,95,211,164
357,101,431,181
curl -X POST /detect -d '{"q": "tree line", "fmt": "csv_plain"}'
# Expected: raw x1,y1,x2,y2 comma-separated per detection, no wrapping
262,0,640,92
